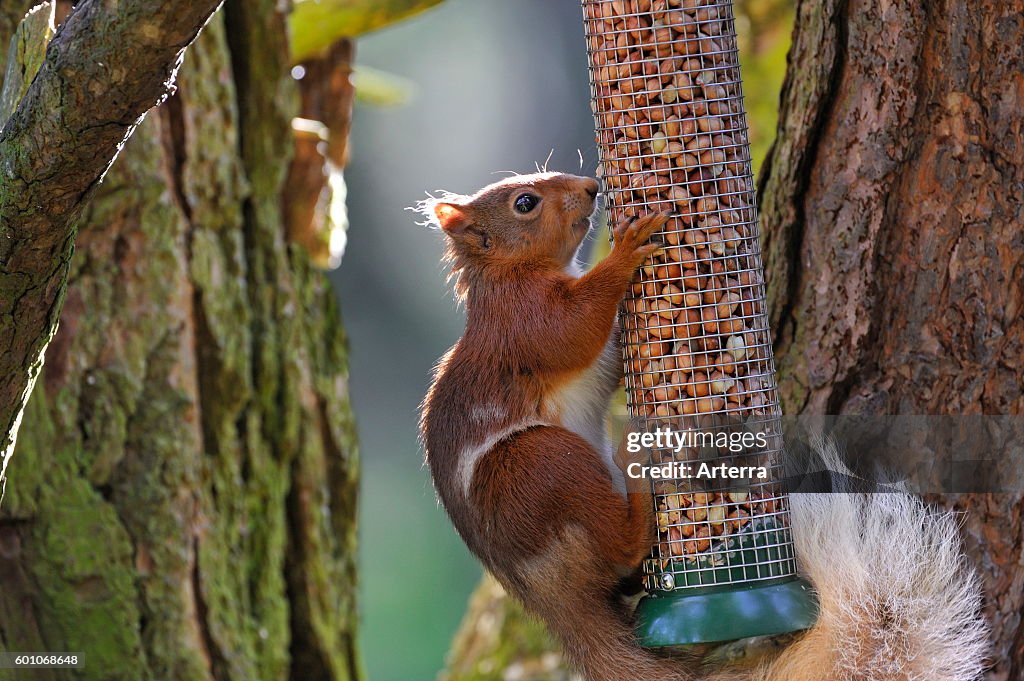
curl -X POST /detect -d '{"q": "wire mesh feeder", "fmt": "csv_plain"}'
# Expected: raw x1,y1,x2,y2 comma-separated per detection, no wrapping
581,0,817,646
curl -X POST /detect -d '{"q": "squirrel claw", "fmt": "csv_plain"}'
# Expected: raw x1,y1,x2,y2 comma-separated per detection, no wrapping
637,243,663,260
611,211,671,267
615,211,669,246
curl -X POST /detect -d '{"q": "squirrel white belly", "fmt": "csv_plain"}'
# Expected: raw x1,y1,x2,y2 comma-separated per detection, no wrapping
418,171,987,681
541,332,624,493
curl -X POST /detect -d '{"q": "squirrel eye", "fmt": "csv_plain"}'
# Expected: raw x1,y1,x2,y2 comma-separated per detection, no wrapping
514,193,539,214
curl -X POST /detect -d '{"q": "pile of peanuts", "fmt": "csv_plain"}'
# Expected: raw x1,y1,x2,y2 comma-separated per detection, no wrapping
583,0,794,573
583,0,777,422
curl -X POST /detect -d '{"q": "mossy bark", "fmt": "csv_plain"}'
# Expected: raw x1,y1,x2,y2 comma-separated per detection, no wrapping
444,0,1022,678
0,3,361,680
0,2,53,121
441,576,573,681
0,2,36,77
0,0,222,489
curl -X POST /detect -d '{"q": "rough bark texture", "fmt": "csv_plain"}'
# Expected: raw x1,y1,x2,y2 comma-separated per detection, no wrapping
760,0,1024,417
0,0,223,490
759,1,1023,677
0,2,361,680
444,1,1023,679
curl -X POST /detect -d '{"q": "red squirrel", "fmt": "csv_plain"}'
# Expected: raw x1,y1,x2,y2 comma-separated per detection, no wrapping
418,172,987,681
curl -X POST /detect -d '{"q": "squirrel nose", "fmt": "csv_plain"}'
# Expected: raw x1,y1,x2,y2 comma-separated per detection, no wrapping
584,178,599,199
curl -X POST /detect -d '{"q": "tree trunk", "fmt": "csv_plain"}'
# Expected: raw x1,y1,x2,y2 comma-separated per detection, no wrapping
443,1,1023,678
759,1,1024,678
0,0,223,484
0,2,361,680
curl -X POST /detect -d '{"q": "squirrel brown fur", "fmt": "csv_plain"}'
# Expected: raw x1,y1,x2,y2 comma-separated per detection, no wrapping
418,171,987,681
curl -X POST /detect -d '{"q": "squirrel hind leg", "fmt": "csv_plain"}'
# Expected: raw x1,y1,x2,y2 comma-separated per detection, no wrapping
510,526,699,681
614,566,647,616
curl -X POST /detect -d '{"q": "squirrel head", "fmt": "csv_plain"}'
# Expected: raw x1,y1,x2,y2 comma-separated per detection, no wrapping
421,172,600,298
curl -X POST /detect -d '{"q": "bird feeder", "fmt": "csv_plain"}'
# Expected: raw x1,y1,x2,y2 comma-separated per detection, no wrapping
581,0,817,646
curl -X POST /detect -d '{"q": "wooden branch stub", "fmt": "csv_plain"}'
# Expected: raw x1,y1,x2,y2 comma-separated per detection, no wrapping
284,39,356,269
0,2,53,125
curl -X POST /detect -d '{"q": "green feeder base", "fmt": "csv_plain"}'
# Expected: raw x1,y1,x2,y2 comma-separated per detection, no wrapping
635,576,818,647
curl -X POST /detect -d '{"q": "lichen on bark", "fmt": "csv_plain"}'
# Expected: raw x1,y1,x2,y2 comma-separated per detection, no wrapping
0,2,362,680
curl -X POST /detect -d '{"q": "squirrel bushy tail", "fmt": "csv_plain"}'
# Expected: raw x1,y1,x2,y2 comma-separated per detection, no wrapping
529,443,988,681
747,441,988,681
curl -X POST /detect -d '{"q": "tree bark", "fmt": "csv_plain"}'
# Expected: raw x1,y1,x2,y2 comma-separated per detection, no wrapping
759,1,1024,677
0,2,360,680
444,1,1023,678
0,0,222,491
0,2,38,77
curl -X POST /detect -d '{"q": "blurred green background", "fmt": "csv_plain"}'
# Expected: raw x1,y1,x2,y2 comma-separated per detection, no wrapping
327,1,794,678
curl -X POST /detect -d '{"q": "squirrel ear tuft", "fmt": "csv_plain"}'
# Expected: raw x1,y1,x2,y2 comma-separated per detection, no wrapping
434,202,471,234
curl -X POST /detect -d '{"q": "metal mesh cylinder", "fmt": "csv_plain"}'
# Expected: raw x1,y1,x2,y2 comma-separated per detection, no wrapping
581,0,797,591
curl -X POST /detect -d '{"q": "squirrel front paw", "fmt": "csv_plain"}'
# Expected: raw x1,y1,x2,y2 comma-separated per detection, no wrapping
612,212,670,267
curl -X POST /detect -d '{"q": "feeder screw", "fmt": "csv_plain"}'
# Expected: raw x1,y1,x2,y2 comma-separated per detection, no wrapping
660,573,675,590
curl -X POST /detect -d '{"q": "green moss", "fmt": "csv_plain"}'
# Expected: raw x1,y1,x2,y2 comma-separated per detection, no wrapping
443,578,569,681
28,477,146,681
1,4,362,679
3,387,54,517
0,2,54,123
